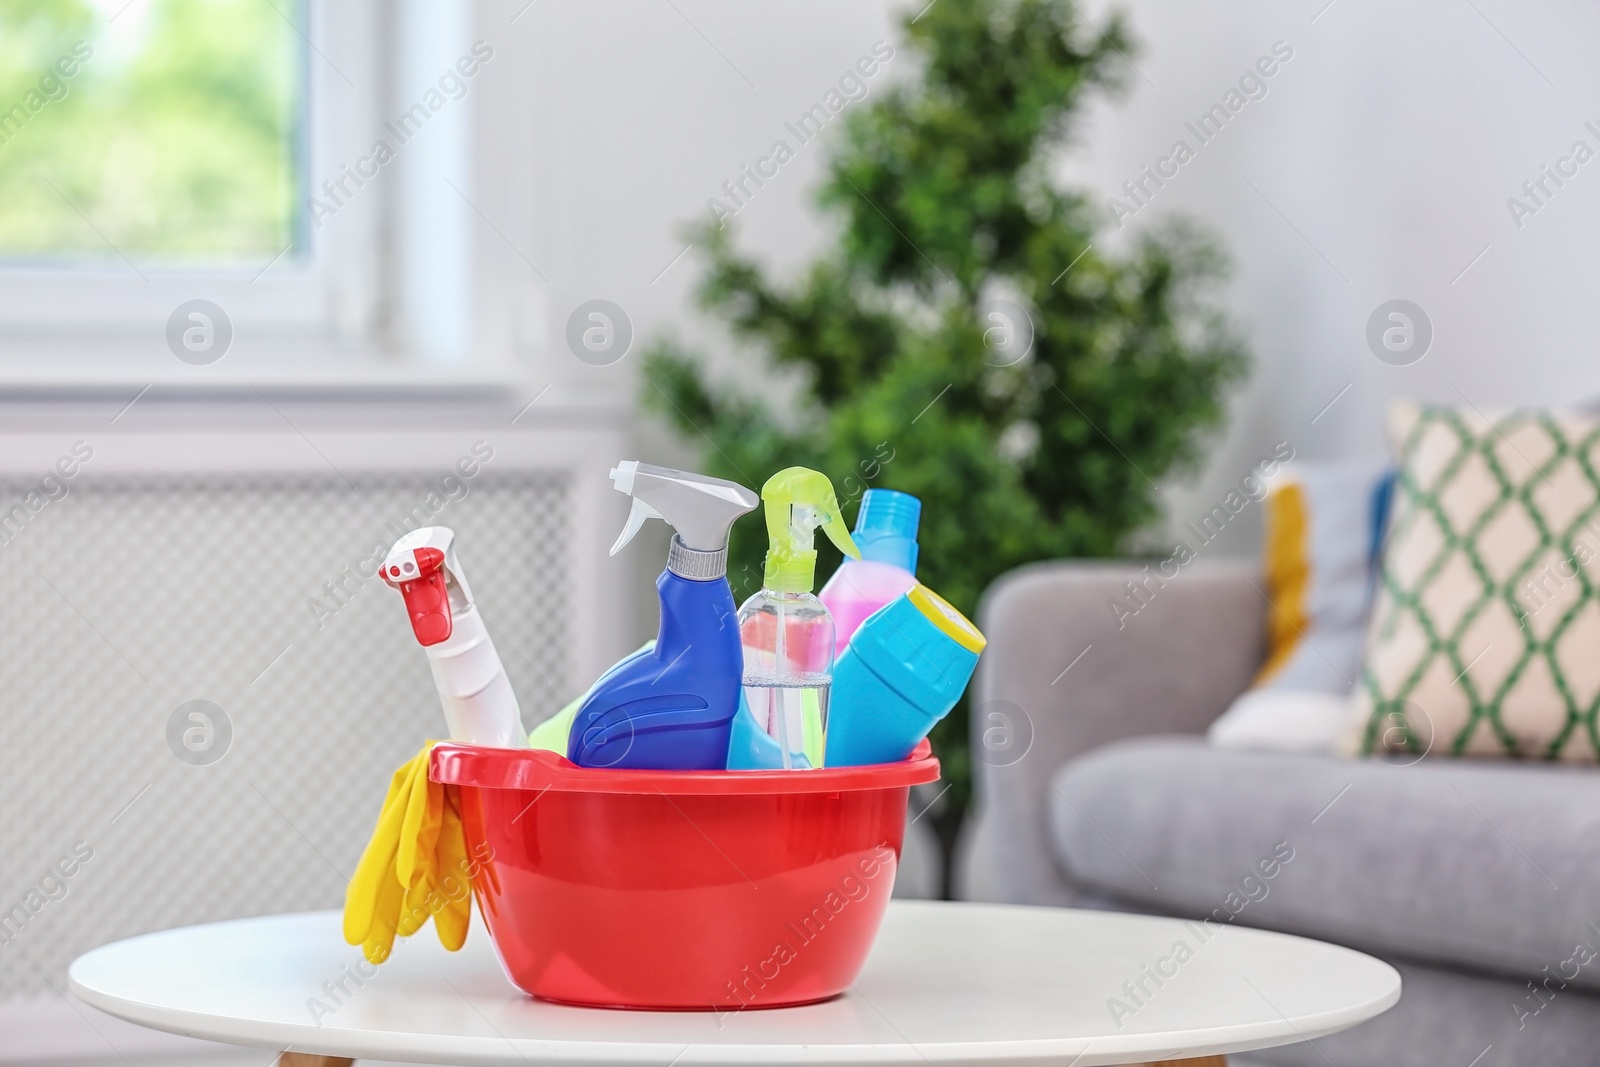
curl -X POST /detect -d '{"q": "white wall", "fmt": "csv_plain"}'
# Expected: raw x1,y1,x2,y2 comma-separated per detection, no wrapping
502,0,902,405
1059,0,1600,551
501,0,1600,555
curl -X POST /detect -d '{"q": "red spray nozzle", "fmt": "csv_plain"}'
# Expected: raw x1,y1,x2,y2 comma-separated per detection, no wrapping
387,545,452,645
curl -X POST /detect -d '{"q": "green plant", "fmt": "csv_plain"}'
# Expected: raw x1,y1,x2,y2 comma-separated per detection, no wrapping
644,0,1248,894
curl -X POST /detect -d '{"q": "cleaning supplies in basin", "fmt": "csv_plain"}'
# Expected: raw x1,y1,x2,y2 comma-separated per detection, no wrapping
568,462,758,769
824,585,986,767
380,527,526,748
737,467,860,769
819,488,922,655
339,463,968,998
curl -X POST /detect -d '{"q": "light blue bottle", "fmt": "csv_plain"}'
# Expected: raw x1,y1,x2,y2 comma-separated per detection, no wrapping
824,584,987,767
726,691,810,769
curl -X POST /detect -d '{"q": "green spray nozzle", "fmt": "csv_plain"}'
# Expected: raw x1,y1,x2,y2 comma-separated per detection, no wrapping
760,467,861,593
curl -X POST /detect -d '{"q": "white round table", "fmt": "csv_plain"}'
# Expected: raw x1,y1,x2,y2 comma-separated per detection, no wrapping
69,901,1399,1067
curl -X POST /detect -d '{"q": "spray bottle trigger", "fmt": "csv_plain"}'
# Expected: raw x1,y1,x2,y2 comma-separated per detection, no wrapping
610,498,666,556
398,546,452,645
820,507,861,560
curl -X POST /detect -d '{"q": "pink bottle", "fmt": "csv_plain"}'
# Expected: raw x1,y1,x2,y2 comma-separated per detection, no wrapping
819,489,922,657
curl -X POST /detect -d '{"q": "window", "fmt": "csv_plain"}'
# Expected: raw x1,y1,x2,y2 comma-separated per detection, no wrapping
0,0,304,264
0,0,507,378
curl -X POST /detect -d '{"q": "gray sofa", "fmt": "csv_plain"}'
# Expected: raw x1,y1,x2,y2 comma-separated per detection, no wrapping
960,559,1600,1067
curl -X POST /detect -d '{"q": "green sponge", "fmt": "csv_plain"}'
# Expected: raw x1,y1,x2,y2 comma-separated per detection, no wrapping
528,695,581,753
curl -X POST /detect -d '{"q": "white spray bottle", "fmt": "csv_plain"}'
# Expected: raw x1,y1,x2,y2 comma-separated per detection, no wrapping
380,526,526,747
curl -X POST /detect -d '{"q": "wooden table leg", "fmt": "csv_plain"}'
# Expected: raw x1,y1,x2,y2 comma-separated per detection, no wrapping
277,1055,354,1067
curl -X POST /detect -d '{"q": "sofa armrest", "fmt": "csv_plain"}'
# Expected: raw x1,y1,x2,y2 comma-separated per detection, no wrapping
955,558,1265,904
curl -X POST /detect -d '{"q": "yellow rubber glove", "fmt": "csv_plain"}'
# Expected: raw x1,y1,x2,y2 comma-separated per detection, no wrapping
397,751,443,890
343,742,478,964
433,792,472,951
343,757,415,948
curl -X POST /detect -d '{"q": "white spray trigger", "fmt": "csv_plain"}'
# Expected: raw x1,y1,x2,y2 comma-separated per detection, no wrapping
604,459,757,577
610,497,665,556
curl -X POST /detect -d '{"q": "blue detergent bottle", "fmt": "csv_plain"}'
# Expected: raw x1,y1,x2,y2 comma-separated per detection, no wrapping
824,584,987,767
568,461,759,769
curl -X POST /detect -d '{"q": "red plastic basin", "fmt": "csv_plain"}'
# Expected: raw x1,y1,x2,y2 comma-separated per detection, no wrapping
431,740,939,1011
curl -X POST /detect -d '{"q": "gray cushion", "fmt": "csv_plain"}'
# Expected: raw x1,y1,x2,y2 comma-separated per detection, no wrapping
1050,737,1600,993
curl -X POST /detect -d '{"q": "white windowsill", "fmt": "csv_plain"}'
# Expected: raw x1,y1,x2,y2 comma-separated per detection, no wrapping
0,341,558,395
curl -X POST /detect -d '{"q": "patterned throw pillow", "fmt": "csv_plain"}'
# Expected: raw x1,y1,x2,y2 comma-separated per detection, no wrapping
1208,461,1392,754
1254,461,1394,693
1355,403,1600,760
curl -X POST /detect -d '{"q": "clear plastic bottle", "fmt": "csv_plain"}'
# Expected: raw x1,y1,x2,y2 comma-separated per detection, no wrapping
737,468,861,770
738,589,836,769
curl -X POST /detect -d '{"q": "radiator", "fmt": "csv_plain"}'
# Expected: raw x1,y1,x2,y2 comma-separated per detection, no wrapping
0,399,631,997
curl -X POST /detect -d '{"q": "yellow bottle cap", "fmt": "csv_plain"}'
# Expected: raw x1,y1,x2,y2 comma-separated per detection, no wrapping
908,585,986,654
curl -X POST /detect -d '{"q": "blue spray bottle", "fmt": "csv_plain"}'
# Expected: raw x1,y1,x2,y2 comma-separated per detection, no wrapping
568,461,758,769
